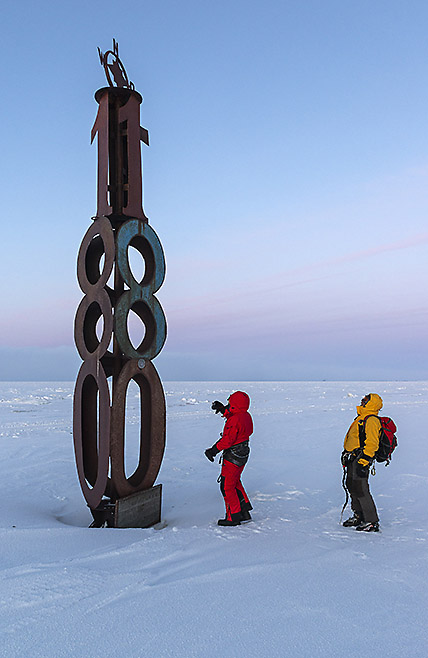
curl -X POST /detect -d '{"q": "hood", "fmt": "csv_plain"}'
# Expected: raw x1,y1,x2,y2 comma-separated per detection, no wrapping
228,391,250,413
356,393,383,417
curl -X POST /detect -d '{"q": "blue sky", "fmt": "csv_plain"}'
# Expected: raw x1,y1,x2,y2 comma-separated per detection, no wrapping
1,1,428,380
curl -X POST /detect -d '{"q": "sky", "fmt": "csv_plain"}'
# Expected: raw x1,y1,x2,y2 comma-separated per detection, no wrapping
1,1,428,381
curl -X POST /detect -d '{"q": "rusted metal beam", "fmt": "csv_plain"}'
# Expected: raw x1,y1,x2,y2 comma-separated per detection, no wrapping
73,41,167,526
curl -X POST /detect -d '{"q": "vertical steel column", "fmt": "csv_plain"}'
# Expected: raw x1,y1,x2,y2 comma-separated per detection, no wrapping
73,41,167,524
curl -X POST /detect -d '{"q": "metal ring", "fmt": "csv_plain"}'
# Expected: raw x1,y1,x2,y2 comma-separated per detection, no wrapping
114,290,166,360
74,288,113,361
116,219,165,292
73,359,111,509
77,217,115,294
110,359,166,498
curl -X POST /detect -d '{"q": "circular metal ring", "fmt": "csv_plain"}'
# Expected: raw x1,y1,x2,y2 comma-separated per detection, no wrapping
73,359,111,509
77,217,115,294
116,219,165,292
114,290,167,360
110,359,166,497
75,288,113,361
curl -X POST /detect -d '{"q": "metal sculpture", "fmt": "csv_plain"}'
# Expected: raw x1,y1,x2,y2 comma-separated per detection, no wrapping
73,40,167,527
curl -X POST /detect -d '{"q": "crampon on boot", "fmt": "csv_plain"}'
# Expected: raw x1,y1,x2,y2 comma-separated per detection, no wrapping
343,512,362,527
356,521,379,532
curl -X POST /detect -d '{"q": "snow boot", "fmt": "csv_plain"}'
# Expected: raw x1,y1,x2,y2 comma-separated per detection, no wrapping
237,493,253,522
240,509,252,522
355,521,379,532
343,512,362,527
218,513,241,527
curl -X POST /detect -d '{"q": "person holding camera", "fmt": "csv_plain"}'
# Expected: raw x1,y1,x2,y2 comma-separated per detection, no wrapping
205,391,253,526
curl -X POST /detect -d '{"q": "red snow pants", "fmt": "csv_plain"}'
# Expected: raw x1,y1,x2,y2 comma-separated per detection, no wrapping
220,459,250,520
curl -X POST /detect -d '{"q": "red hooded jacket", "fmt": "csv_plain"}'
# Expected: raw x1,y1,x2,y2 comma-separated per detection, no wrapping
215,391,253,452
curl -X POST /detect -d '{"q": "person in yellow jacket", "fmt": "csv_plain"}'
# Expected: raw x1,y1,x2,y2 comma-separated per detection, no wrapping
341,393,382,532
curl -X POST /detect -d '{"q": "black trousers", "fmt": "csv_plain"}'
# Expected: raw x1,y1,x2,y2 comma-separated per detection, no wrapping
345,459,379,524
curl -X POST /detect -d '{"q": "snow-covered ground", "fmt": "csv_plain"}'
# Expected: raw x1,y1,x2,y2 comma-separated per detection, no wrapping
0,381,427,657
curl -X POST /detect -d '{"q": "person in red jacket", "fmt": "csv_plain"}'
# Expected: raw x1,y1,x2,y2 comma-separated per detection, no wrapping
205,391,253,526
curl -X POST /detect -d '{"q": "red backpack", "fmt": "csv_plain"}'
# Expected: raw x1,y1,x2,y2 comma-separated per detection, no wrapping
361,415,398,465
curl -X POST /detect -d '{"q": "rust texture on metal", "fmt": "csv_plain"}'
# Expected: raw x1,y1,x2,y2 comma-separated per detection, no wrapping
73,41,167,518
110,359,166,498
91,87,148,221
114,485,162,528
98,39,134,90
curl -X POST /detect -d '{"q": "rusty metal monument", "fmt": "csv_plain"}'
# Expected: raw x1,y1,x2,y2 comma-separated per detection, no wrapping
73,40,167,528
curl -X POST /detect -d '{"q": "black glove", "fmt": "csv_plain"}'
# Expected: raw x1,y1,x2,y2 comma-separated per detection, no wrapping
211,400,226,415
341,450,349,466
356,461,369,478
204,445,220,462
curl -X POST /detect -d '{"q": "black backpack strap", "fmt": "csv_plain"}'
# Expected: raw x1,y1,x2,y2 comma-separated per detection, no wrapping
358,414,381,460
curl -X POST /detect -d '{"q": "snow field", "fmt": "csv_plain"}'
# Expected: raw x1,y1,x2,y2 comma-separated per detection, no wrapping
0,381,427,657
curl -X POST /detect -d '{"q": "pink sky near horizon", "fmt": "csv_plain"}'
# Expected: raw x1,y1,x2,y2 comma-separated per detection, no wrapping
2,226,427,354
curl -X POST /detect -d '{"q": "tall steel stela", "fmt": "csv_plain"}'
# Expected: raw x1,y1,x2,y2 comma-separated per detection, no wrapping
73,41,167,527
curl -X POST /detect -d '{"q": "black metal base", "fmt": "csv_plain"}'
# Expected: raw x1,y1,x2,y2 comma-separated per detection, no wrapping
89,499,116,527
89,484,162,528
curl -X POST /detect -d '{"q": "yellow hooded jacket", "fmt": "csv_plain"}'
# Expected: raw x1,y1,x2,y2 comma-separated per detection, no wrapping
343,394,383,467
